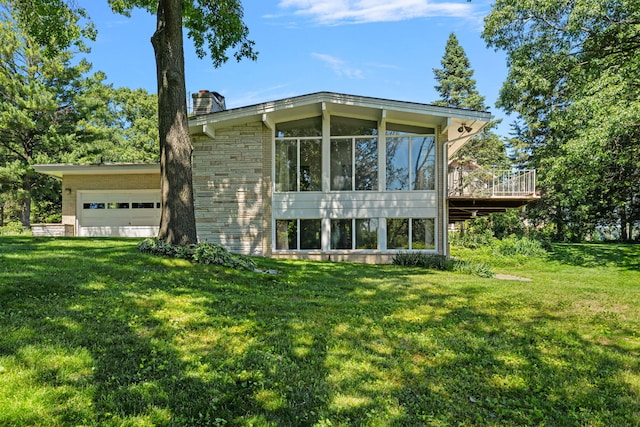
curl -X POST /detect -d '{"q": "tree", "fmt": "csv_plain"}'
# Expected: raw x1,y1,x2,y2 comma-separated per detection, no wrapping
85,87,160,163
483,0,640,241
433,33,486,111
433,33,510,173
0,0,105,226
108,0,258,245
13,0,257,245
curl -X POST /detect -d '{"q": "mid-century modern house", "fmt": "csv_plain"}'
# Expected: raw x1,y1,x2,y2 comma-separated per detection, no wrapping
34,91,537,262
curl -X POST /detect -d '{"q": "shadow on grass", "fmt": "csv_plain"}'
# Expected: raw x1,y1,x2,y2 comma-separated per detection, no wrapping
549,242,640,271
0,236,638,425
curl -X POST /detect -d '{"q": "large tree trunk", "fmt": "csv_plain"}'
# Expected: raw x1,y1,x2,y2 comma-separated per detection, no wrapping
151,0,197,245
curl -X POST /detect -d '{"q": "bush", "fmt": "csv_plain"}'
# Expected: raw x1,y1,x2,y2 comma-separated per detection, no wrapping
392,252,493,278
138,238,256,271
0,222,28,236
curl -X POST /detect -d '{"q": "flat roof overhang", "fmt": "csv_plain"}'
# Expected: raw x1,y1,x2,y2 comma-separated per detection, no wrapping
33,163,160,179
448,196,540,222
189,92,491,159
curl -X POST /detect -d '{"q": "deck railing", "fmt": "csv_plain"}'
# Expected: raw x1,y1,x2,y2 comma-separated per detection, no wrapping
448,166,536,198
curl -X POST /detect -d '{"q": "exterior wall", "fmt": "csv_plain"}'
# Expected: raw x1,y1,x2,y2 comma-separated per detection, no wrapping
192,121,270,255
31,224,74,237
61,173,160,228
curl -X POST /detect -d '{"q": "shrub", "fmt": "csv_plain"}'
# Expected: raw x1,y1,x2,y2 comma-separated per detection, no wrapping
0,222,28,236
392,252,493,278
138,238,256,271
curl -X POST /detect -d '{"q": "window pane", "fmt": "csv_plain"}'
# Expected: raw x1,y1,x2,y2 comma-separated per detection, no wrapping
275,220,297,250
330,139,352,191
300,219,321,249
387,123,435,135
300,139,322,191
132,202,154,209
83,203,105,209
387,218,409,249
276,116,322,137
331,219,352,249
412,218,435,250
356,218,378,249
331,116,377,136
355,138,378,191
107,202,130,209
386,137,409,190
412,136,436,190
275,140,297,192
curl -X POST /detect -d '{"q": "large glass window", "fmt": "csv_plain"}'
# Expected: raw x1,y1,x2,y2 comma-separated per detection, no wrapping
330,218,379,250
275,138,322,192
356,218,378,249
331,219,352,249
386,124,435,191
276,117,322,137
275,117,322,192
275,219,321,250
300,219,321,249
387,218,435,250
330,116,378,191
275,219,297,250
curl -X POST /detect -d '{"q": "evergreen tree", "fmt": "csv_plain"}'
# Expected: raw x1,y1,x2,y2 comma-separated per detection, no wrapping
0,1,105,226
433,33,486,111
433,33,509,169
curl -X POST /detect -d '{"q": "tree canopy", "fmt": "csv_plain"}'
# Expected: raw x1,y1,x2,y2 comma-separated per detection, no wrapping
483,0,640,241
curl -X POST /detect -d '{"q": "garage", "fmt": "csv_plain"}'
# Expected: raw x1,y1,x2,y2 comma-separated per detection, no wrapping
33,163,161,237
77,190,161,237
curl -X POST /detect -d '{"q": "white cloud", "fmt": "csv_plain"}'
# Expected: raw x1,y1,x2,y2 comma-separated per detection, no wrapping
277,0,475,25
311,53,364,79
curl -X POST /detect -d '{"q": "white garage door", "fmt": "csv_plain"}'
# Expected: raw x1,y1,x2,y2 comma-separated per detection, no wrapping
77,190,161,237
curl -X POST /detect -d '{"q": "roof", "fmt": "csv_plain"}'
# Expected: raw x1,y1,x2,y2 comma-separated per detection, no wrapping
33,162,160,178
188,92,492,157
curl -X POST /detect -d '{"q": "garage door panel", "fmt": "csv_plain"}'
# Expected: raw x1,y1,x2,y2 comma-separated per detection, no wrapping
78,191,160,237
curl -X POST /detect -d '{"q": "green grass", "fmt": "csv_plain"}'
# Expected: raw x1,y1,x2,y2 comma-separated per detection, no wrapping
0,237,639,426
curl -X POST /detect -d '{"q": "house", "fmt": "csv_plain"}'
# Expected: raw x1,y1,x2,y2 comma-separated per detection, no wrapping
34,91,537,262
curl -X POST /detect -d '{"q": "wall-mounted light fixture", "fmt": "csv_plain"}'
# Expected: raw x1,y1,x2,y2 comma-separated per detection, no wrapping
65,187,72,194
458,124,473,133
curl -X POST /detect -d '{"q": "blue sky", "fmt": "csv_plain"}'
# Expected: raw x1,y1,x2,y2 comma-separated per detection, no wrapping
80,1,512,136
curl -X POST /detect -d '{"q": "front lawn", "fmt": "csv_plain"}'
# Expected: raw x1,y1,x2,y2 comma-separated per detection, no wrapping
0,237,638,426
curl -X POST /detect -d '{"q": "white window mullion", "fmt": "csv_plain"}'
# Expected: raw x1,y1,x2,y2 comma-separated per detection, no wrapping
352,137,356,191
296,139,301,192
408,218,413,250
352,218,356,250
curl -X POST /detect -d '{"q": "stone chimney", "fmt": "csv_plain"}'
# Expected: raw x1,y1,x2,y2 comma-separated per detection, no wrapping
192,90,226,115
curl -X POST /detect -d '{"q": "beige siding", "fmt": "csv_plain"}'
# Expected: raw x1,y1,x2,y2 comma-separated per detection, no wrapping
61,173,160,227
192,121,270,255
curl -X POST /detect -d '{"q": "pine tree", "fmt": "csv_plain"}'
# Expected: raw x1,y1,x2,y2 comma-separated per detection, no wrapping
433,33,485,111
433,33,509,169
